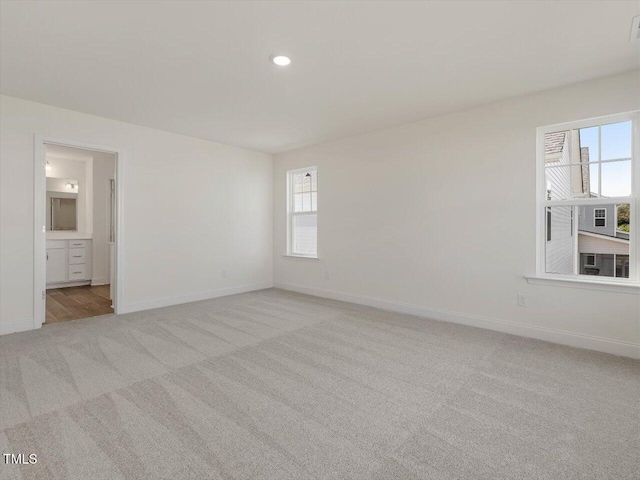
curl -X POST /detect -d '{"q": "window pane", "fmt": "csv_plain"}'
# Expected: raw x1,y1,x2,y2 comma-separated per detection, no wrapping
578,126,599,162
577,203,630,278
579,204,608,233
293,214,317,256
545,166,570,200
545,165,592,200
601,160,631,197
291,169,317,213
302,191,311,211
601,121,631,160
616,255,630,279
616,204,630,235
580,254,626,278
571,164,590,198
545,206,575,274
292,173,305,193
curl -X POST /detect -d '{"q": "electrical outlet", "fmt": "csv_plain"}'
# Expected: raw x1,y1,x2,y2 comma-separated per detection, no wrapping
517,293,526,307
221,270,227,278
324,270,331,280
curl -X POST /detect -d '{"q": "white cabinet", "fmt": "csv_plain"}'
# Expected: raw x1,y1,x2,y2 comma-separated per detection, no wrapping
46,248,67,283
46,239,92,288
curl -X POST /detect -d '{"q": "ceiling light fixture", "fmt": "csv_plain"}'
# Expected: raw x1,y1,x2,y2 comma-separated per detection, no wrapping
271,55,291,66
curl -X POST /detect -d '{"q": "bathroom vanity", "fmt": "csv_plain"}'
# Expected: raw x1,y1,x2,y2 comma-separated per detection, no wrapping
46,237,93,288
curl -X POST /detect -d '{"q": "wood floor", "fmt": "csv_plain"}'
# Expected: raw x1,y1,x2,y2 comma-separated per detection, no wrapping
45,285,113,324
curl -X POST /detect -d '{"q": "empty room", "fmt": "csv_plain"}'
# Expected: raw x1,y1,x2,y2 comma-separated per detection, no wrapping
0,1,638,479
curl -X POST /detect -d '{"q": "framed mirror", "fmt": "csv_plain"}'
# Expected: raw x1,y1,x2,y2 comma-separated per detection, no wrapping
47,194,78,232
46,177,79,231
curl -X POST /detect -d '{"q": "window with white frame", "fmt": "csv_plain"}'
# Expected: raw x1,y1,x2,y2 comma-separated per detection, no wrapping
538,112,637,282
287,167,318,257
585,254,596,267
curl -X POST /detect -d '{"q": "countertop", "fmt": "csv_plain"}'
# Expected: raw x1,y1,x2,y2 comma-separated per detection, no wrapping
46,232,93,241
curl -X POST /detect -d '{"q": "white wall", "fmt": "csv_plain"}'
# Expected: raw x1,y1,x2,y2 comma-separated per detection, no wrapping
273,70,640,357
92,155,116,286
0,95,273,333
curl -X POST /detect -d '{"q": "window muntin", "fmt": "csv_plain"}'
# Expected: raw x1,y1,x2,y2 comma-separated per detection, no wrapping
287,167,318,257
539,114,636,284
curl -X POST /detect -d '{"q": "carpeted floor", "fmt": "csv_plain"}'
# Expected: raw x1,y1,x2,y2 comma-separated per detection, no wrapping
1,288,638,479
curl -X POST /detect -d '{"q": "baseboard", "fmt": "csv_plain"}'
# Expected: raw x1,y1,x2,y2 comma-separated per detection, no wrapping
120,282,273,314
0,317,35,336
274,282,640,359
91,277,107,286
47,280,91,289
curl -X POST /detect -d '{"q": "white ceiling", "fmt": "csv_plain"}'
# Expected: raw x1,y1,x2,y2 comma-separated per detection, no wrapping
2,1,639,153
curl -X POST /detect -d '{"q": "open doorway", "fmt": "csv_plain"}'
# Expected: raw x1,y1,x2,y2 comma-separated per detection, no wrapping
34,139,122,327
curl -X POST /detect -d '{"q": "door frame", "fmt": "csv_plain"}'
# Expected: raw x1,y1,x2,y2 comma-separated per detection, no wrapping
34,135,125,328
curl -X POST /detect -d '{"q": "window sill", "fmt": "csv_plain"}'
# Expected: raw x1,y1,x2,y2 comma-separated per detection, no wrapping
283,254,320,260
525,275,640,294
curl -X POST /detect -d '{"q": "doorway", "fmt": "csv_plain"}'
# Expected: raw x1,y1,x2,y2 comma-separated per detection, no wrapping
34,137,123,328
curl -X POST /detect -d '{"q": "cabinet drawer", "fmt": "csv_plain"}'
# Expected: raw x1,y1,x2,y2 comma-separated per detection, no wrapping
68,248,86,265
47,240,66,249
68,264,87,281
68,240,89,249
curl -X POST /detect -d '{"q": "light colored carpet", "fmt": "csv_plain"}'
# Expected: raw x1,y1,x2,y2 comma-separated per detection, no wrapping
1,288,638,479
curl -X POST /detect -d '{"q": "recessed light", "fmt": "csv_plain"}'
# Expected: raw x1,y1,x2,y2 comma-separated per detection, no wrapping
271,55,291,66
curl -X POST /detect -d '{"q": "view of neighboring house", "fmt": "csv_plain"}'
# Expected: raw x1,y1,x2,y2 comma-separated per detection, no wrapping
578,204,630,278
545,130,630,278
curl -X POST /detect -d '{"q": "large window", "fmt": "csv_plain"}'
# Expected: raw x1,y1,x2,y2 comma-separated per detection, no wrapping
537,113,637,283
287,167,318,257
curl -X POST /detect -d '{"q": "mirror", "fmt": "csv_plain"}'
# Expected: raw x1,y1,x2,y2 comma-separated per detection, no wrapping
46,177,79,231
49,196,77,231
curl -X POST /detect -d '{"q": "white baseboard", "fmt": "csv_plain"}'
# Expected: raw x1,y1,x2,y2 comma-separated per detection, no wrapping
274,282,640,359
120,282,273,314
0,317,35,336
91,277,107,286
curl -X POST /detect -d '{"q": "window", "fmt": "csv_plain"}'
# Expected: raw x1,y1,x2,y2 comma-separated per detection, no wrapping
537,112,637,284
585,254,596,267
287,167,318,257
